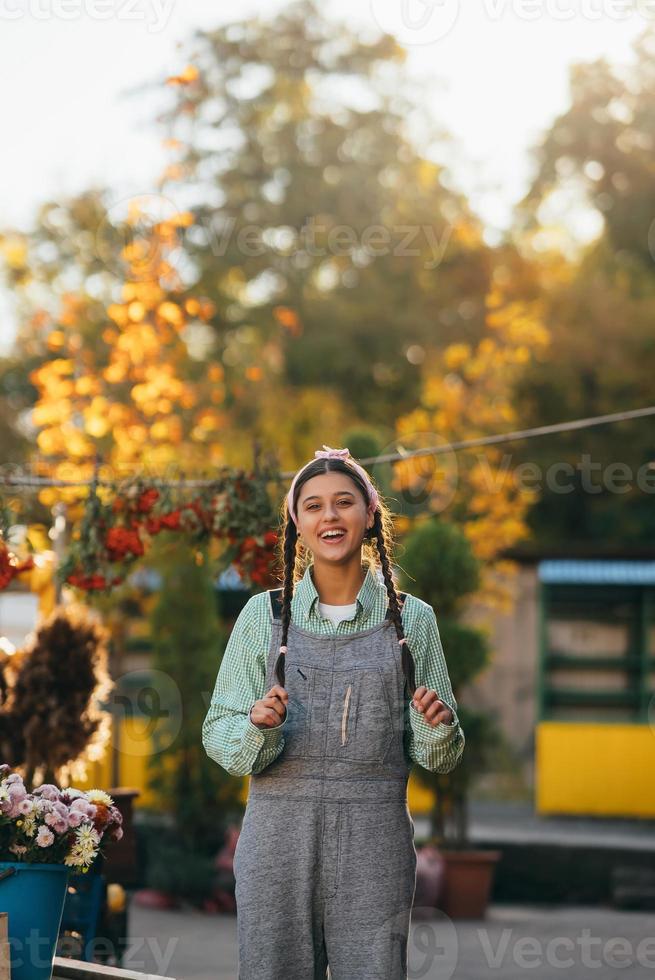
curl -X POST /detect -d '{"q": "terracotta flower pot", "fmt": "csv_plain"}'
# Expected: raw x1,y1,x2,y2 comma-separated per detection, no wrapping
438,849,501,919
412,845,446,918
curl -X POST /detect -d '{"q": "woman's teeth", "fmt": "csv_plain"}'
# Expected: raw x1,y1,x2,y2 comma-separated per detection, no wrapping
320,530,346,542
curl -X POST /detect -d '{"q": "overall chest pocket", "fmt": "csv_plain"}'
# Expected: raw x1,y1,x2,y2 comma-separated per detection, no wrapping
326,667,394,764
281,664,313,759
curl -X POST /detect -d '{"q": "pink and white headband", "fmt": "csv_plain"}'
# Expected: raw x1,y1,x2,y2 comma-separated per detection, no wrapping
286,445,379,527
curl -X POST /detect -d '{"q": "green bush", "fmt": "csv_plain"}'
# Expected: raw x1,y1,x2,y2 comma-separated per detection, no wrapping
398,517,506,848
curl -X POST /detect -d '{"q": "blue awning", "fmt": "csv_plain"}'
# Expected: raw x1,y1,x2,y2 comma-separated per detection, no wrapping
538,560,655,585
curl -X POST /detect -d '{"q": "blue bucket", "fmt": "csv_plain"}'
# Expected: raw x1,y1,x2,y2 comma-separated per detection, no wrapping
0,861,70,980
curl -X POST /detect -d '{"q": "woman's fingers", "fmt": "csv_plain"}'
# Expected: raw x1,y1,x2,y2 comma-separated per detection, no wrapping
411,685,430,712
262,693,287,721
263,705,285,726
250,702,284,728
411,686,452,725
250,685,288,728
424,699,449,724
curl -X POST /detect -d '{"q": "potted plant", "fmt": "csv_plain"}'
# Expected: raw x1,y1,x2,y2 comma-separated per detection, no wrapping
0,765,123,980
0,601,114,788
398,518,503,918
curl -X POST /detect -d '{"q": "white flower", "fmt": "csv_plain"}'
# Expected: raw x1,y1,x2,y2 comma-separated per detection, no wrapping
22,815,37,837
86,789,114,807
64,852,86,867
8,844,27,855
68,823,101,865
36,826,55,848
76,824,101,848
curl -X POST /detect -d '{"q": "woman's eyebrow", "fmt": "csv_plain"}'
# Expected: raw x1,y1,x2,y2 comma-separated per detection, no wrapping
301,491,356,503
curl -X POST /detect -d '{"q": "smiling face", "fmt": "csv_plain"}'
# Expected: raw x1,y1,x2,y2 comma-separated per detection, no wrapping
295,471,374,562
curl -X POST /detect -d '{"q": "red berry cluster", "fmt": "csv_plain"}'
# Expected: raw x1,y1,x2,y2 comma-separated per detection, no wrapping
0,542,35,591
62,471,281,593
230,530,279,587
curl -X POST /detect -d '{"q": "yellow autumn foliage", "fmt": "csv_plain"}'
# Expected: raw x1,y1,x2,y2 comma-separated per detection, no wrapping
395,285,550,612
28,205,226,508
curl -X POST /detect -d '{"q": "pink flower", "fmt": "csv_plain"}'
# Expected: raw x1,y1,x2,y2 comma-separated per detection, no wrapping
45,803,69,834
5,787,27,817
36,826,55,848
33,784,61,802
7,783,27,802
70,799,97,819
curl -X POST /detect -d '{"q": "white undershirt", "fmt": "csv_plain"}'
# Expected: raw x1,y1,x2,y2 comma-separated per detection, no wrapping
318,601,358,626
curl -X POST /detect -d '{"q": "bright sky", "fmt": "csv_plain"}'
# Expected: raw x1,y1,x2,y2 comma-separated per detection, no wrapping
0,0,647,352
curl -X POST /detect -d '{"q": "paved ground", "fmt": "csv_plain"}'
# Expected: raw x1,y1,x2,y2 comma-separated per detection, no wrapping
124,902,655,979
115,799,655,978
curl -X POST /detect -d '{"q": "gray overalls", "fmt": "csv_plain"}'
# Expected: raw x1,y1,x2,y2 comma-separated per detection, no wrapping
233,588,417,980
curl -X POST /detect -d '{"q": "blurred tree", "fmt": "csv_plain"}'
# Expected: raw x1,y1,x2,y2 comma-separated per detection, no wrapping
509,26,655,550
0,0,520,474
516,28,655,266
154,0,491,431
20,202,227,520
394,281,550,610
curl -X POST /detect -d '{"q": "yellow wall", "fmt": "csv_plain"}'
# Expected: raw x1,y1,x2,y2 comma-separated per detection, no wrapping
74,718,175,809
536,721,655,817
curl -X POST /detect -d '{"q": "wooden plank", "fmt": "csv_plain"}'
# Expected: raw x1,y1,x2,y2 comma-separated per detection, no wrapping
52,957,175,980
0,912,9,980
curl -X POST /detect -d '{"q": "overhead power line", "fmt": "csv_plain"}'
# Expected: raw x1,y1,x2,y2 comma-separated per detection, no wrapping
1,404,654,491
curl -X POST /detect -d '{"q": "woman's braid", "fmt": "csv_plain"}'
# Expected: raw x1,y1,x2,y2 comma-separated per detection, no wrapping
372,510,417,698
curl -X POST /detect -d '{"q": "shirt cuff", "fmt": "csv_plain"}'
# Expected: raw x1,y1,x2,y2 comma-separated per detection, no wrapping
243,702,288,752
409,700,459,740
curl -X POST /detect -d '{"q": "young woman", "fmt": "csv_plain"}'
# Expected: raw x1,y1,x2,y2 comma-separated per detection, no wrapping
202,445,465,980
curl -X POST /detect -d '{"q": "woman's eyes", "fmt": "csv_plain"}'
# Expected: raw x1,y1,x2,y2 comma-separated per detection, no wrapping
307,500,351,510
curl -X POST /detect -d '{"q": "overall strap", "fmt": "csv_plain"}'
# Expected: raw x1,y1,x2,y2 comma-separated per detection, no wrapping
268,587,284,623
268,588,407,623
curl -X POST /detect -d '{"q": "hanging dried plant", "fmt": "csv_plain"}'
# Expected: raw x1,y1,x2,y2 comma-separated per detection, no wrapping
0,602,114,787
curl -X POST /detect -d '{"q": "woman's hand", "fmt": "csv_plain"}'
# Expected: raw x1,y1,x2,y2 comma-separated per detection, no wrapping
411,686,454,726
249,685,289,729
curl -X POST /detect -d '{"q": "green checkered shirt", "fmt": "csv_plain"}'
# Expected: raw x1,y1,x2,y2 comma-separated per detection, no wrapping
202,562,465,776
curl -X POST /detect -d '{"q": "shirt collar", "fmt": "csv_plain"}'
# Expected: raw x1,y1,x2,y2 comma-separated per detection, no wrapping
297,562,382,623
